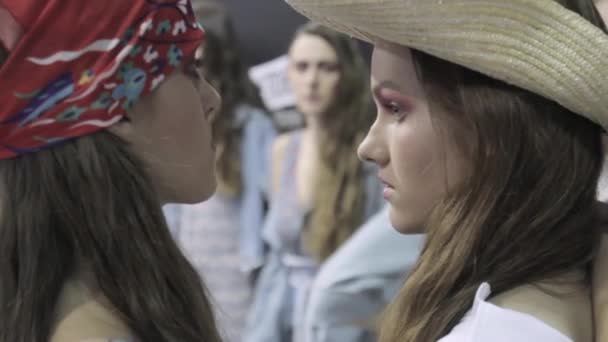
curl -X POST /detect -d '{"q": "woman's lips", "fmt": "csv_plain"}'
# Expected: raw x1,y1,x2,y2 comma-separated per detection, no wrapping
383,184,395,200
379,175,395,200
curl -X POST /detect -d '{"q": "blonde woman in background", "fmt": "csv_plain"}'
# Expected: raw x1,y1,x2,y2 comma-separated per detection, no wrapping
244,23,383,342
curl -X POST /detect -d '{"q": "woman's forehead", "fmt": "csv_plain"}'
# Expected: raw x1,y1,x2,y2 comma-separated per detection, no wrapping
289,34,338,61
370,44,423,97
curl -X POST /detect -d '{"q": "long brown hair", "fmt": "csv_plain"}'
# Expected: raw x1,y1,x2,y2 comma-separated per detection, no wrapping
0,46,222,342
199,16,265,196
294,23,375,261
379,1,607,341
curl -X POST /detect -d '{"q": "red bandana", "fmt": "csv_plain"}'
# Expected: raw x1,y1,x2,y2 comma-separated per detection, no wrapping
0,0,205,159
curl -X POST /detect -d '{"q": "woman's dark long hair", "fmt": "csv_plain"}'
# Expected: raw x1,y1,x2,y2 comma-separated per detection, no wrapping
200,17,265,196
379,1,608,341
0,45,222,342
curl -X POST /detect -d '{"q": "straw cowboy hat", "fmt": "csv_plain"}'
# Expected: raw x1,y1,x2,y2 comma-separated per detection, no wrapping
284,0,608,129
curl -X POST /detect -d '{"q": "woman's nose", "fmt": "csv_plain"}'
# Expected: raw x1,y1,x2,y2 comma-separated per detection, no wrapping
357,120,388,166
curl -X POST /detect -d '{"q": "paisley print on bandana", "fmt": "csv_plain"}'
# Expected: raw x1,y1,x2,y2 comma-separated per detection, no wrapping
0,0,205,159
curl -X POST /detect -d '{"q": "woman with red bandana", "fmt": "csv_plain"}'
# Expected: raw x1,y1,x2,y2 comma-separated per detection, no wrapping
0,0,222,341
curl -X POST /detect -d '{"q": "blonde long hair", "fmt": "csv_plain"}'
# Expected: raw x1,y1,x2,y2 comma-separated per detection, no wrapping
294,23,375,261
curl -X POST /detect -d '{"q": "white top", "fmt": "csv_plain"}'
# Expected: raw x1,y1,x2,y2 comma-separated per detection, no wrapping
439,283,572,342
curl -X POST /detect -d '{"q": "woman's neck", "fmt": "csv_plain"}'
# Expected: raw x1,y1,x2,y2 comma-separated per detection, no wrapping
490,268,592,342
303,115,324,146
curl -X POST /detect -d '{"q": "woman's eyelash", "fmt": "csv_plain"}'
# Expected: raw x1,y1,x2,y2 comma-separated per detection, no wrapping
382,101,408,120
384,102,402,114
386,102,399,112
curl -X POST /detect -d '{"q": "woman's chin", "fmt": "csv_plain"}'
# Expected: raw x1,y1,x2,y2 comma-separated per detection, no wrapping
161,177,218,205
389,207,425,234
189,179,218,203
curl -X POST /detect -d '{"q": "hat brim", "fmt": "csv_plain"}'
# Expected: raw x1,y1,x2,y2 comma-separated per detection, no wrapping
286,0,608,129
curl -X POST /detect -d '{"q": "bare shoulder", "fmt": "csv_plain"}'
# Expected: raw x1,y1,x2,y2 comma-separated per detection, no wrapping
51,298,133,342
490,277,592,342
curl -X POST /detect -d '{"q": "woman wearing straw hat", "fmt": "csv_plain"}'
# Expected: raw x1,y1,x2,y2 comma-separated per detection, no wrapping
0,0,223,341
284,0,608,341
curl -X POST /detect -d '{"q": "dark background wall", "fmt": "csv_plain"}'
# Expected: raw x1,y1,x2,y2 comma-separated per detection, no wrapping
221,0,371,67
222,0,308,67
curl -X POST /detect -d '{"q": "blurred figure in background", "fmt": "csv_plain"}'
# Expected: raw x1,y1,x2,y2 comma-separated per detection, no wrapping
244,23,383,342
164,2,276,341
